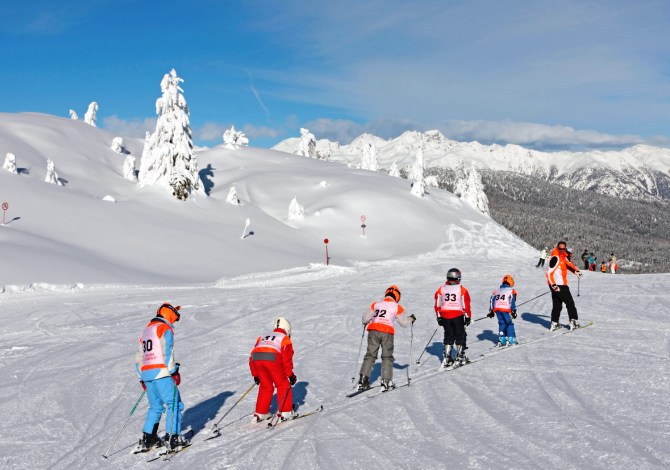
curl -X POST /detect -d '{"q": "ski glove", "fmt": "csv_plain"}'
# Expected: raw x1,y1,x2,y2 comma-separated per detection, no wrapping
288,374,297,386
253,376,260,385
576,271,583,278
551,284,560,293
436,317,445,326
511,310,517,319
140,380,146,391
171,372,181,386
464,316,471,326
487,310,495,318
409,314,416,324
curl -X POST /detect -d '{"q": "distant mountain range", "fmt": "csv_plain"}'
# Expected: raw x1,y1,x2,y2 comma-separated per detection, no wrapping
274,130,670,273
274,130,670,202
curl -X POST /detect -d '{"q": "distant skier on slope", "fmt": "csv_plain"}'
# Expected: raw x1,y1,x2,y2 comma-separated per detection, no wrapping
536,247,548,268
357,285,415,392
487,274,518,346
249,317,297,422
546,241,583,331
434,269,472,367
135,303,188,452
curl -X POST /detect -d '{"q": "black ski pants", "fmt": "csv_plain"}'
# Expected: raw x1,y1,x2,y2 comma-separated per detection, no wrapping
441,317,465,347
550,285,578,322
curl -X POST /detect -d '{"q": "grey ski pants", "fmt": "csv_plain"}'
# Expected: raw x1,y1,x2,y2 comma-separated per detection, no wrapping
359,330,394,382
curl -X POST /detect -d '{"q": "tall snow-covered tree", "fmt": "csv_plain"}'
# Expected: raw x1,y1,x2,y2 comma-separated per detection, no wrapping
138,69,200,200
3,153,17,174
123,155,138,182
111,137,125,154
84,102,98,127
223,126,249,149
408,146,425,184
45,159,62,185
69,110,79,120
288,196,305,220
454,164,490,215
388,161,401,177
359,142,378,171
298,128,316,158
411,177,426,198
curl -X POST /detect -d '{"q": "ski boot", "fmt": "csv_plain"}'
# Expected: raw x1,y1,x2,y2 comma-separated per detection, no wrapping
456,345,469,365
441,345,454,368
136,423,162,453
167,433,189,451
549,321,561,331
357,375,371,391
507,336,518,345
498,335,507,347
380,379,395,392
277,410,295,422
252,412,271,423
569,319,580,330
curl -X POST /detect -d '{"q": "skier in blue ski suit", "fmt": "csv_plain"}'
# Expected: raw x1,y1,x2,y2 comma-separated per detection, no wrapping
487,275,518,346
135,303,186,450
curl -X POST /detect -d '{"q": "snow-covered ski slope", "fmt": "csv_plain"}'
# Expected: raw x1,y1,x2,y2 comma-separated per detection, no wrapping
0,114,668,469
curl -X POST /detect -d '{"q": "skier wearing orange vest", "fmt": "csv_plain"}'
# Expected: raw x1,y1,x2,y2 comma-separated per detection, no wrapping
546,241,583,331
357,285,415,392
134,303,188,452
249,317,296,422
487,274,518,346
434,268,472,367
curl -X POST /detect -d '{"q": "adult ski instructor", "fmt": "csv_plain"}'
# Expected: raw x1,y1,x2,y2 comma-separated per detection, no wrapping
135,303,188,452
546,241,583,331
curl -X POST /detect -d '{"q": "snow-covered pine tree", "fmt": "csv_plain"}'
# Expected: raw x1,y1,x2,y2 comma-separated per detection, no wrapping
388,161,401,177
84,102,98,127
288,196,305,220
45,159,62,185
298,128,316,158
223,126,249,149
226,186,240,205
3,153,17,174
123,155,138,182
138,69,200,200
359,142,378,171
111,137,125,154
69,110,79,120
408,146,426,196
454,164,489,214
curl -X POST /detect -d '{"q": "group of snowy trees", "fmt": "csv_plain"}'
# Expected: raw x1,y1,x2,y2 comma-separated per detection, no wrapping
70,102,99,127
3,152,65,186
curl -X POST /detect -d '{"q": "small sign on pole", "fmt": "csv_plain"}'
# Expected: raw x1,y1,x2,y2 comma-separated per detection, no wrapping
360,215,367,237
324,238,330,266
1,202,8,225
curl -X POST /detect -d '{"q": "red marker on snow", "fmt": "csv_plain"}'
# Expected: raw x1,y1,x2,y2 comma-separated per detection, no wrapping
361,215,367,237
324,238,330,265
1,202,8,225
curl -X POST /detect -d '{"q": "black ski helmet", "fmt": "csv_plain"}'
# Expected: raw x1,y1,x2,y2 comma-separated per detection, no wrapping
446,268,462,283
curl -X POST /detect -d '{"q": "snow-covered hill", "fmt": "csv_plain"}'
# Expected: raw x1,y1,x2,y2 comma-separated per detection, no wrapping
274,131,670,201
0,113,532,289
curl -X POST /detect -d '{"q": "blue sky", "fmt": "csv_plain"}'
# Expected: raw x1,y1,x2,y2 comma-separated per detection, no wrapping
1,0,669,149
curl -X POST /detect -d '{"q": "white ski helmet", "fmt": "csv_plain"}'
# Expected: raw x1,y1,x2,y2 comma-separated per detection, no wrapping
273,317,292,337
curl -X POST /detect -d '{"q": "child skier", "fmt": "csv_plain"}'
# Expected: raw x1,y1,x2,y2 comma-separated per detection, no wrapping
135,303,187,452
434,268,472,367
487,274,518,346
249,317,296,422
357,285,415,392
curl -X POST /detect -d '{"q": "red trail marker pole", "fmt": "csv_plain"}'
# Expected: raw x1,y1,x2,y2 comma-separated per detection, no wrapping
1,202,8,225
360,215,367,237
324,238,330,265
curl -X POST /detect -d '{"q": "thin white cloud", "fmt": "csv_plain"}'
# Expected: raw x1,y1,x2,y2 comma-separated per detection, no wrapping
102,115,156,138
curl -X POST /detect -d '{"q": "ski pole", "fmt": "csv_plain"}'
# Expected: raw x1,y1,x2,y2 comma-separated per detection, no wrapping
167,383,178,442
210,383,256,435
268,385,292,428
351,326,366,384
415,327,438,365
516,291,550,308
407,322,414,386
577,277,580,297
102,390,145,459
473,315,488,322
